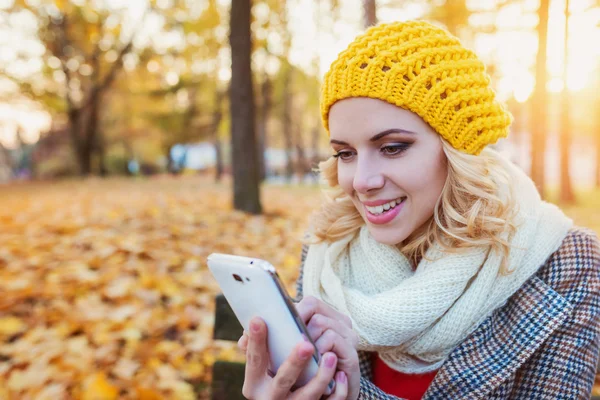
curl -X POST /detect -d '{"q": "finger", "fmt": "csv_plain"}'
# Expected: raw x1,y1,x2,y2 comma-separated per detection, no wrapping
293,352,338,399
314,329,359,373
306,314,356,345
243,317,269,396
296,296,353,329
267,340,315,398
328,371,348,400
237,332,249,351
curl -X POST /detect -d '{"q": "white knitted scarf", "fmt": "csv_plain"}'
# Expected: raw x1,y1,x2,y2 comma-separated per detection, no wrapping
302,152,573,374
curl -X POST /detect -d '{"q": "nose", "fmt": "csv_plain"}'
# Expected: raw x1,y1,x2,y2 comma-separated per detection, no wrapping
353,157,384,194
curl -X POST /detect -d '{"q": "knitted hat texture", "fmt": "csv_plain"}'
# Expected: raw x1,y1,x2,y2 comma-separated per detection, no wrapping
320,20,513,155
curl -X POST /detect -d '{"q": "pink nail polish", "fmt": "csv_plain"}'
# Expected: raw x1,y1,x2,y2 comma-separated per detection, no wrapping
299,348,311,360
338,371,347,383
325,354,336,368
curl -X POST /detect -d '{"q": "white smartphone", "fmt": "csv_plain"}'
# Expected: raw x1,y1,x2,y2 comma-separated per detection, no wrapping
207,253,335,394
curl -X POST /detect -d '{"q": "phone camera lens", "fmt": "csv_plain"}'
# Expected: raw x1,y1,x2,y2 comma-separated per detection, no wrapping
233,274,244,283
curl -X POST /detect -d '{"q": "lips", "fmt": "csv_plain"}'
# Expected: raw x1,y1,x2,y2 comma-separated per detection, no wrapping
363,197,406,215
362,197,406,225
361,197,405,207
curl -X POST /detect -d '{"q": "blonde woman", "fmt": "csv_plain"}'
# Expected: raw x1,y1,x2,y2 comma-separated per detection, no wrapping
238,20,600,399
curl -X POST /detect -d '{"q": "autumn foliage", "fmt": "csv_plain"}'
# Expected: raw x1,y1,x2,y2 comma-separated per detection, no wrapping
0,176,319,399
0,177,599,398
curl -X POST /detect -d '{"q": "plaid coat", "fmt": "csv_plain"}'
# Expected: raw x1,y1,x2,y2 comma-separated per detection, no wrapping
294,227,600,399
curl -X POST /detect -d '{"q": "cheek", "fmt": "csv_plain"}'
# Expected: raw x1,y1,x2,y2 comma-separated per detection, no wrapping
404,161,446,204
337,164,355,195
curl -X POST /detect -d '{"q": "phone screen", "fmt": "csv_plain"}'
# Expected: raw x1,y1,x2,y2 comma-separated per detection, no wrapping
270,270,320,363
268,270,335,394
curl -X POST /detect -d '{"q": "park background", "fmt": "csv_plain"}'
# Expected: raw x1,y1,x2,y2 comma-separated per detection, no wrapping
1,0,600,398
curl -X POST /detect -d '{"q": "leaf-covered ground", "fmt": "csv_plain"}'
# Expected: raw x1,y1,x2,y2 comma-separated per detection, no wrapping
0,176,598,399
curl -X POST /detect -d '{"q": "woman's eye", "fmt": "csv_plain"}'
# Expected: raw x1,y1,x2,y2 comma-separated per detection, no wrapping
333,151,355,160
381,144,410,155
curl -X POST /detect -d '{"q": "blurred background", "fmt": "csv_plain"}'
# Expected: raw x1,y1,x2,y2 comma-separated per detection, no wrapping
0,0,599,398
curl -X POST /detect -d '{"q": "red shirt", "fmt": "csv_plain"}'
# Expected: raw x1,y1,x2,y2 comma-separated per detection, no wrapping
372,355,438,400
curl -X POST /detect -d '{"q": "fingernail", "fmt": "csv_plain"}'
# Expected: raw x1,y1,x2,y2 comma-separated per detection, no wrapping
250,321,260,333
298,347,312,360
325,353,336,368
338,371,347,383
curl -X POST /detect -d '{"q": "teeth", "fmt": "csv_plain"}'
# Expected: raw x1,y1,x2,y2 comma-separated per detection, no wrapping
365,197,405,215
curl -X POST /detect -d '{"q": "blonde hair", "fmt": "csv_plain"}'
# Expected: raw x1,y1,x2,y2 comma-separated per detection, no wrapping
303,139,518,275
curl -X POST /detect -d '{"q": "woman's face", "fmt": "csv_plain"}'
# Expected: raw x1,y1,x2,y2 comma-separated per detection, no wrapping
329,97,448,245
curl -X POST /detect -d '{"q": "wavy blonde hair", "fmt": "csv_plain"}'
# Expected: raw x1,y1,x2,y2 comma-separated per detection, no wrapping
303,139,519,275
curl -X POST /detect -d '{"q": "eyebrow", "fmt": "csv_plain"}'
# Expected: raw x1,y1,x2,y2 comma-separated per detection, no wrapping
329,128,417,145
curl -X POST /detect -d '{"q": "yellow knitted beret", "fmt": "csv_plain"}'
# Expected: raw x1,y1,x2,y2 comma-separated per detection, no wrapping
320,20,512,155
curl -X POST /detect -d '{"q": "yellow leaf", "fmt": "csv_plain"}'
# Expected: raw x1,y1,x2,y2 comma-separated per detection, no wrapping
0,380,8,400
136,386,165,400
283,254,297,268
0,316,25,337
81,372,119,400
171,381,196,400
156,278,180,297
180,361,205,379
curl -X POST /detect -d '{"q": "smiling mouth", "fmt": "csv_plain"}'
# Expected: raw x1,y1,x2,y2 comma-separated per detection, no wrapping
364,197,407,215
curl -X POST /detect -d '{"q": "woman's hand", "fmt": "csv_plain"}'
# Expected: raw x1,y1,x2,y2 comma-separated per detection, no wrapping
237,297,361,400
239,317,349,399
296,296,360,400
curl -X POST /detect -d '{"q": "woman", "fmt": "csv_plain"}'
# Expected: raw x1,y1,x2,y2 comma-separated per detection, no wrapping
238,20,600,399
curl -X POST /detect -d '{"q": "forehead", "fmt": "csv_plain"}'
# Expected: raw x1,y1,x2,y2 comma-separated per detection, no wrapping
328,98,431,140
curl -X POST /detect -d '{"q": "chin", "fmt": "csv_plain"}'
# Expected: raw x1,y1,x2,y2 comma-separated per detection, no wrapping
363,222,411,246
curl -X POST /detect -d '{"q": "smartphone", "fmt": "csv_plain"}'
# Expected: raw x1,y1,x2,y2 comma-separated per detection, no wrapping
207,253,335,394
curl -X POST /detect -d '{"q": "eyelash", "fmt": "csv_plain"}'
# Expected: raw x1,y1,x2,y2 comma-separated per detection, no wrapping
333,144,411,161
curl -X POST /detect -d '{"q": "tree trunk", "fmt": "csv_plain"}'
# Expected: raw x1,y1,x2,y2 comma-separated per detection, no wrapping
122,139,134,175
211,90,225,183
230,0,262,214
257,75,271,181
295,116,306,184
97,130,108,177
363,0,377,28
214,137,223,183
76,91,101,176
282,64,294,182
0,141,14,179
67,108,84,175
530,0,550,198
559,0,575,204
166,147,176,174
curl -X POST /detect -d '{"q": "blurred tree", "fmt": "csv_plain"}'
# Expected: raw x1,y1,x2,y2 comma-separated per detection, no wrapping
2,0,150,176
364,0,377,28
257,73,271,181
281,60,295,182
269,0,296,182
253,0,285,182
92,0,229,176
0,141,12,180
428,0,470,35
195,0,227,181
559,0,575,204
230,0,262,213
530,0,550,198
211,89,225,182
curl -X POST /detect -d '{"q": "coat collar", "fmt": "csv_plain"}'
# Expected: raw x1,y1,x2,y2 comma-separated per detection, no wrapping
425,275,573,399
